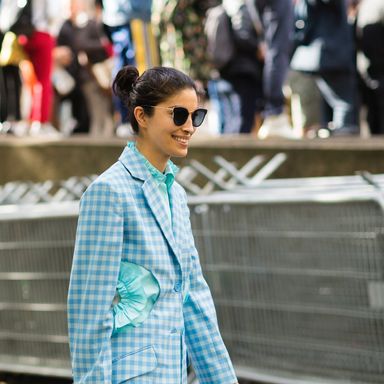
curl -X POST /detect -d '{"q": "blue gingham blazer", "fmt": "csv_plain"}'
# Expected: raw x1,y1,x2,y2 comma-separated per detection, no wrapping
67,144,237,384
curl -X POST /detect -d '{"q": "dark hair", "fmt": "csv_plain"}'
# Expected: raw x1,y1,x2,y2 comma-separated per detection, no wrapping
112,66,198,133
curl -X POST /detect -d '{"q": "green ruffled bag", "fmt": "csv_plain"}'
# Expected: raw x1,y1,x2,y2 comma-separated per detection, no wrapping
112,261,160,334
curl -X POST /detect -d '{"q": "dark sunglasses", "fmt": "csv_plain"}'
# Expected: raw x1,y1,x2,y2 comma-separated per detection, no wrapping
143,105,208,127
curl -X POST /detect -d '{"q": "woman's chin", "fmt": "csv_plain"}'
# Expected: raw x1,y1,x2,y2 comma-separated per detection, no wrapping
169,145,188,158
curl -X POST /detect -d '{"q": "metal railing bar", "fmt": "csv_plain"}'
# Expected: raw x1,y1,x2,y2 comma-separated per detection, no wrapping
189,159,232,190
0,272,69,280
0,240,75,250
203,264,382,279
0,362,72,378
215,299,383,318
0,331,68,343
0,303,67,311
248,153,288,186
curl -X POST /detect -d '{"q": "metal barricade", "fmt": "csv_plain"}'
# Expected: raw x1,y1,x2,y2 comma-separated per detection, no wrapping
189,190,384,384
0,203,78,378
0,186,383,383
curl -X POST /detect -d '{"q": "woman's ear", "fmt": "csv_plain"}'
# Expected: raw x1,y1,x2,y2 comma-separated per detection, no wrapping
133,106,147,129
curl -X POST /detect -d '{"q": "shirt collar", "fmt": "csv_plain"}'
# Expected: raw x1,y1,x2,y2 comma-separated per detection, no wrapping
128,141,178,190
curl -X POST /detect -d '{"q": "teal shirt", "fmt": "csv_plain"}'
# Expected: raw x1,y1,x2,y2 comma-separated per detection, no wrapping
128,142,178,224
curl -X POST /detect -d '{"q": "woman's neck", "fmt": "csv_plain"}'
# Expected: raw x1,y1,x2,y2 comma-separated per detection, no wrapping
135,140,168,173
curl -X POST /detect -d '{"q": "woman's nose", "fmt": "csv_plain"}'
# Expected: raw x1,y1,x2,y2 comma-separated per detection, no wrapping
183,118,195,132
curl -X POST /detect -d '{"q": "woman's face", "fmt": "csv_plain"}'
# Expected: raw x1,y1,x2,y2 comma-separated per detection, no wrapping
136,87,199,168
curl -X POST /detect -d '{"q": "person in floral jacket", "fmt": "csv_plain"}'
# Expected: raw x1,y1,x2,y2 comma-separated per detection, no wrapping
153,0,220,86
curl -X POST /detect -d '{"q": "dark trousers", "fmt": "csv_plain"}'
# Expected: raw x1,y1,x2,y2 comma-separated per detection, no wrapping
361,77,384,135
105,24,136,124
257,0,294,116
0,65,21,122
231,76,264,134
315,71,359,131
61,86,90,134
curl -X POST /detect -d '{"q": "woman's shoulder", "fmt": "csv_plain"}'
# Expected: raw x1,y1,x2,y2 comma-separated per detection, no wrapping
83,161,134,199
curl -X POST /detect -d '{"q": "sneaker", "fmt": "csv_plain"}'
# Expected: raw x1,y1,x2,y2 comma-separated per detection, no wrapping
11,121,30,136
258,114,301,139
29,121,62,137
29,121,43,136
310,125,360,139
329,126,360,137
0,121,12,135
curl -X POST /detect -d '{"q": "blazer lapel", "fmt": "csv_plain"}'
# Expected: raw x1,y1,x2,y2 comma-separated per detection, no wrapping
142,178,178,254
119,144,180,258
169,186,183,245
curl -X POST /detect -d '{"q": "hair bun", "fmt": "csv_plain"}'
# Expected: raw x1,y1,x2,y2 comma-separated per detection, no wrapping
112,65,140,104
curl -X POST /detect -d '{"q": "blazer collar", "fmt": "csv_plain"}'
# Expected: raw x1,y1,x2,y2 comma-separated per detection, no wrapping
118,142,178,183
118,143,153,182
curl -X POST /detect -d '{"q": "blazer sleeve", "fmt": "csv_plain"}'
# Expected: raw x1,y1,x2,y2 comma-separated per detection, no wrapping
67,181,123,384
182,195,237,384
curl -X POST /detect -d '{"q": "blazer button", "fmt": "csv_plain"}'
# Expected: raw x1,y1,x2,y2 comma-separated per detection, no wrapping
174,282,182,292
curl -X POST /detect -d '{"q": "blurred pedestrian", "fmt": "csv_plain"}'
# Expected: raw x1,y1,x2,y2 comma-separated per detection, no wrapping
0,0,59,136
83,0,115,137
0,28,23,134
290,0,359,137
20,0,58,136
67,65,238,384
288,69,322,137
54,0,114,136
356,0,384,135
215,0,264,134
256,0,299,139
54,0,90,135
101,0,152,135
154,0,218,87
154,0,221,135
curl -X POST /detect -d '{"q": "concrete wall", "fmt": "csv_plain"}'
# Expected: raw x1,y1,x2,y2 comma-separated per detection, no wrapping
1,135,384,183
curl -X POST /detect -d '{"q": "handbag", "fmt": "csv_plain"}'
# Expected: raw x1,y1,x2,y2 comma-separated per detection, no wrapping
52,66,76,96
0,31,28,66
90,57,114,91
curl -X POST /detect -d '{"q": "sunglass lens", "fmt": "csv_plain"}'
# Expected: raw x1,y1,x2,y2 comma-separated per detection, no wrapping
172,107,207,127
173,107,189,126
192,109,207,127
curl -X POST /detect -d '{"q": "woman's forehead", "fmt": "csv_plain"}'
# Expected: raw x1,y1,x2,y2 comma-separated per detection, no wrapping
161,88,198,106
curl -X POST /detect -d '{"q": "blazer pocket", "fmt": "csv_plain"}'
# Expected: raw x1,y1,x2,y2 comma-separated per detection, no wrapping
112,345,157,383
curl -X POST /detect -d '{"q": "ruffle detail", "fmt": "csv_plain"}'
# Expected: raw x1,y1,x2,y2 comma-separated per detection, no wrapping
112,261,160,333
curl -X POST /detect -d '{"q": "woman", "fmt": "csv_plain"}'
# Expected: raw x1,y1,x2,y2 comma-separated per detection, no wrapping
67,65,238,384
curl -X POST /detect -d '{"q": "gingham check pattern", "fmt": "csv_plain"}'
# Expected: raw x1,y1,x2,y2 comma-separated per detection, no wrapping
67,144,237,383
